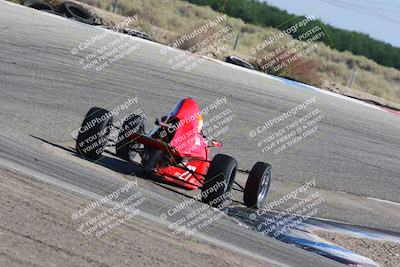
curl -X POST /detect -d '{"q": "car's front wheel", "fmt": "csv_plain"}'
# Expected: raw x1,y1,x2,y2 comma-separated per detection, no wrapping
202,154,237,208
243,162,271,209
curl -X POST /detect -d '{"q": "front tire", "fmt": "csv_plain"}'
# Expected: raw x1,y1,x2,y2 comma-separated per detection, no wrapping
76,107,113,160
243,162,271,209
202,154,237,208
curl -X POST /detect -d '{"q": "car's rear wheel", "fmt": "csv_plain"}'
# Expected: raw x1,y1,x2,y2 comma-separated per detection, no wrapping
116,113,145,161
243,162,271,209
76,107,113,160
202,154,237,208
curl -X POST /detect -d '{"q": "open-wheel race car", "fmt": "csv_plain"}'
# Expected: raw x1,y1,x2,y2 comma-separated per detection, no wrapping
75,97,272,209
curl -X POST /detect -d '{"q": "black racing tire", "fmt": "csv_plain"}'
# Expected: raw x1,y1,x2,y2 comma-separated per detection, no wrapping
244,162,271,209
225,56,254,70
58,1,94,25
202,154,237,208
116,113,145,161
23,0,54,12
121,28,153,41
76,107,113,160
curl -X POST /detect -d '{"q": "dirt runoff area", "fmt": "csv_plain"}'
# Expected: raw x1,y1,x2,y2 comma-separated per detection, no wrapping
0,168,273,267
315,230,400,267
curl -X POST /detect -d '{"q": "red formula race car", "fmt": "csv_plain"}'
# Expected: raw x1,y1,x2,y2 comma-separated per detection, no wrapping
75,97,272,209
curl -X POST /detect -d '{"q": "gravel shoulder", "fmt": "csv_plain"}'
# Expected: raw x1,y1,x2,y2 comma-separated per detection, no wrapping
0,168,273,267
315,230,400,267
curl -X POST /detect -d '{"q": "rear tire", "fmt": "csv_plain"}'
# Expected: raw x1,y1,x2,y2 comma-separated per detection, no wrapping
76,107,113,160
116,114,145,161
244,162,271,209
202,154,237,208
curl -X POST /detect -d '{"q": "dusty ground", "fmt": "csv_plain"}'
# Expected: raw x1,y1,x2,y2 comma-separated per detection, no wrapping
315,230,400,267
322,81,400,112
0,168,273,267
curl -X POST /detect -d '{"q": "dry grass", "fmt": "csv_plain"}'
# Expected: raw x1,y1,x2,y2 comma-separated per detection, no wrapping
254,47,322,86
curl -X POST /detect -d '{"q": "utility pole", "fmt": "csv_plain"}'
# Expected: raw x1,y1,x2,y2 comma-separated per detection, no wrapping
233,32,240,50
348,69,357,88
112,0,118,13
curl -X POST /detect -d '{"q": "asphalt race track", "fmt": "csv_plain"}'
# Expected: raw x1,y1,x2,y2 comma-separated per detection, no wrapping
0,1,399,266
